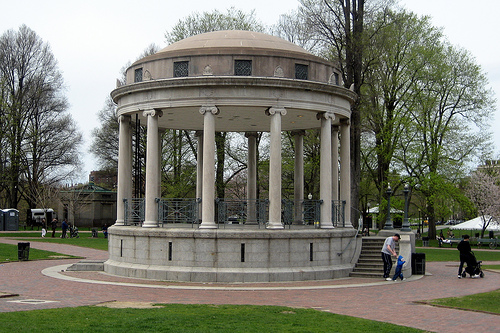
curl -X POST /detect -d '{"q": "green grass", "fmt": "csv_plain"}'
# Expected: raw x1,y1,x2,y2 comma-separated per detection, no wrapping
0,243,80,262
0,231,109,251
14,236,109,250
427,289,500,314
416,248,500,262
0,304,423,332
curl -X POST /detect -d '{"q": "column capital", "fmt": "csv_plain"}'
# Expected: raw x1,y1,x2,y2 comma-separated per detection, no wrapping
265,107,287,116
291,129,306,136
245,131,259,138
340,118,350,125
143,109,163,118
199,105,220,115
118,114,131,124
316,112,335,121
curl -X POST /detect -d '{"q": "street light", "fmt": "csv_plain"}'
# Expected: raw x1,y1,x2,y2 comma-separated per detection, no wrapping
401,183,411,232
383,184,393,230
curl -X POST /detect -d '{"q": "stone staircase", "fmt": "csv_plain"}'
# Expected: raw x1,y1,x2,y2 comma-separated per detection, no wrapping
350,237,398,278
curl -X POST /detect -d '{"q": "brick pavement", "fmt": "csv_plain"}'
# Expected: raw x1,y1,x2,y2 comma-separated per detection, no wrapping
0,237,499,332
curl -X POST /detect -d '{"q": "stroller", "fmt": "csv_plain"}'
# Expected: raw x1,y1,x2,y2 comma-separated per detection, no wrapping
69,225,79,238
461,251,484,278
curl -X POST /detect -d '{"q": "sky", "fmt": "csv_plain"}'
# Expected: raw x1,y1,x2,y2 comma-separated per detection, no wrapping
1,0,499,183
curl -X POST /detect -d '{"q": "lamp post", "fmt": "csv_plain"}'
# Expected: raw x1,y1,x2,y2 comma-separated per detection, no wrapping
401,183,411,232
383,184,393,230
418,209,421,235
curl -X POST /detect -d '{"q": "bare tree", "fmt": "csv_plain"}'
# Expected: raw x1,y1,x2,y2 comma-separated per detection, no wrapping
0,25,82,209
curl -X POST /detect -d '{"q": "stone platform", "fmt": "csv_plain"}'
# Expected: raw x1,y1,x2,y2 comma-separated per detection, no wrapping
104,226,360,283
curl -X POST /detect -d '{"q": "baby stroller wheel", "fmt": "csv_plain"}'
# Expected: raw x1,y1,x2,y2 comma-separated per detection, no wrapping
480,271,484,278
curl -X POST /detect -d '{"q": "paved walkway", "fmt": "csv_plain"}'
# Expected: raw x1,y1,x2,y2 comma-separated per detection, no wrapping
0,238,499,332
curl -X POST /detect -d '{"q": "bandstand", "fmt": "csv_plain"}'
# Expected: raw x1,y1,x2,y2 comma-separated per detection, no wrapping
105,30,359,282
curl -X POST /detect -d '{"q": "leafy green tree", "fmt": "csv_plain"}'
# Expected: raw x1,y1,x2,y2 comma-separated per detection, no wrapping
360,10,443,226
400,43,494,239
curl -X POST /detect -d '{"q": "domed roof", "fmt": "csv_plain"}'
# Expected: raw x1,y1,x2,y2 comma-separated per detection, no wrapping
136,30,324,64
162,30,310,54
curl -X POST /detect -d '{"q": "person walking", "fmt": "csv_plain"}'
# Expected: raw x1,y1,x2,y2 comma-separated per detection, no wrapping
381,233,400,281
457,234,472,278
51,218,58,238
61,219,69,238
392,255,406,281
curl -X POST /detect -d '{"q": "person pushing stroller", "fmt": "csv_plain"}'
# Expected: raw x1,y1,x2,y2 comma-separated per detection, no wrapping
457,235,483,278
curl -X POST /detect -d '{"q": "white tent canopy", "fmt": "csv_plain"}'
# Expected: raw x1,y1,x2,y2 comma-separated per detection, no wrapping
450,215,500,231
368,206,403,214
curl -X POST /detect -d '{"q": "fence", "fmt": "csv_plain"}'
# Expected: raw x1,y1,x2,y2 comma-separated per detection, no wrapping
124,198,346,228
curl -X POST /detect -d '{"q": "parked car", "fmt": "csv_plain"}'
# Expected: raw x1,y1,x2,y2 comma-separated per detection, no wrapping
444,220,457,225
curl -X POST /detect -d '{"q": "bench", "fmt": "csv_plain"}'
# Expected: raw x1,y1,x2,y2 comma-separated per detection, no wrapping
476,238,498,249
437,237,462,247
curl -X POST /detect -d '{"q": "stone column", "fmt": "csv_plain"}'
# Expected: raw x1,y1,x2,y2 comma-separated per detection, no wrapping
292,130,305,224
319,112,334,228
195,130,203,222
142,109,162,228
115,115,132,226
340,120,352,228
245,132,258,224
332,126,339,201
199,106,219,229
266,107,286,229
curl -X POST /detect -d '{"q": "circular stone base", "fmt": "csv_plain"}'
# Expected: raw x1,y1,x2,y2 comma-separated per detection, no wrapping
104,226,358,283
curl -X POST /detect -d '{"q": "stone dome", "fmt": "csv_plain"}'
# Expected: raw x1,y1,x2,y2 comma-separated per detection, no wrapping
114,30,354,132
135,30,325,65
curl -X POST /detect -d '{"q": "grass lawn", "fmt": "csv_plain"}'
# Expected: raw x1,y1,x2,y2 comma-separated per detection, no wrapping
415,248,500,262
427,289,500,314
0,243,80,262
0,232,109,251
0,304,423,333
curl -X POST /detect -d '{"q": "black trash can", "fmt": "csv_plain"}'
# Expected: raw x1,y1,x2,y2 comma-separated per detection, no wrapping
91,228,98,238
422,236,429,247
412,252,425,275
18,242,30,261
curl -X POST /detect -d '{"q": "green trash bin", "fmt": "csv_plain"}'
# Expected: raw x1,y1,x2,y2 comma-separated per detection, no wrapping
18,242,30,261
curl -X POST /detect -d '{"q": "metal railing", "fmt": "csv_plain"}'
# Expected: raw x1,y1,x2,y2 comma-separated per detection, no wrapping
216,199,269,227
332,200,346,227
123,197,346,228
124,198,145,226
158,198,200,225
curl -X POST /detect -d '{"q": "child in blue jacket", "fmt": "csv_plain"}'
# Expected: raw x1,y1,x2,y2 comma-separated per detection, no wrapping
392,255,406,281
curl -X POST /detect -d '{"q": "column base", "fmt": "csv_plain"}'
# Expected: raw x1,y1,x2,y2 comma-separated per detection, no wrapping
114,220,125,226
266,222,284,230
142,221,159,228
199,222,218,229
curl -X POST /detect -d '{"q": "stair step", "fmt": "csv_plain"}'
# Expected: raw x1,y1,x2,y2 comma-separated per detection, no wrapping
349,271,385,278
352,266,383,272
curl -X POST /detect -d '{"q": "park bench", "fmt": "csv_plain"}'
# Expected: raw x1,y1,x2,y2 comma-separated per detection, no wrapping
476,238,498,249
438,237,462,247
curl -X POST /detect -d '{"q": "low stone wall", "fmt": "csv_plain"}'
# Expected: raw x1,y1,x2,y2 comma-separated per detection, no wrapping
104,226,359,283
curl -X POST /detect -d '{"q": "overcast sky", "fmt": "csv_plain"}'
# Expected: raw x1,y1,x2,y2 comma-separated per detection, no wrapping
1,0,498,183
